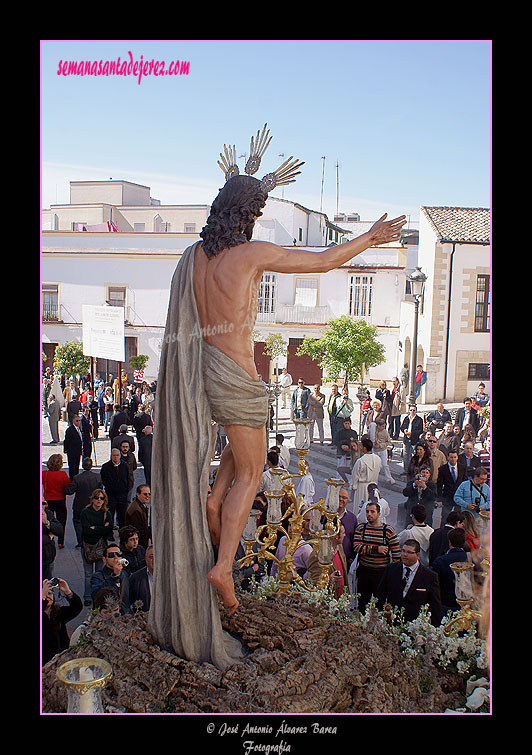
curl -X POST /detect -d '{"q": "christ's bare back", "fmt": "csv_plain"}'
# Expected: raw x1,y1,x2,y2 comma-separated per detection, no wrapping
194,242,263,380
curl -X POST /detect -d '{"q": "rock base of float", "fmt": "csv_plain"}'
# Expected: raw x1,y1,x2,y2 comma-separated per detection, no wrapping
41,591,465,714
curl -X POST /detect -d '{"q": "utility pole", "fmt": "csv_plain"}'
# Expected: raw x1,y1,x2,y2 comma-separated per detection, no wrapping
335,161,340,217
320,156,326,214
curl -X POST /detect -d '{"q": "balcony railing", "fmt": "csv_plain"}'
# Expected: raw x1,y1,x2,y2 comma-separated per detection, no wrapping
256,304,334,325
42,305,60,321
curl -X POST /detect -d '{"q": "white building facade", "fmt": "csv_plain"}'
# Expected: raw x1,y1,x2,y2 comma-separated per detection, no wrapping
42,180,413,386
399,206,490,403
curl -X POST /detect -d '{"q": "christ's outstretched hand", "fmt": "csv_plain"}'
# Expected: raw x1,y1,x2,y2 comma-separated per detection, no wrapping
367,214,407,246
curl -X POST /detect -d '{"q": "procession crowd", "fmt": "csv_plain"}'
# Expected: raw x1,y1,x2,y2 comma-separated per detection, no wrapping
41,365,490,666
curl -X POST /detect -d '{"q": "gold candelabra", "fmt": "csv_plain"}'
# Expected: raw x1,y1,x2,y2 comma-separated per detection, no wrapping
239,418,343,593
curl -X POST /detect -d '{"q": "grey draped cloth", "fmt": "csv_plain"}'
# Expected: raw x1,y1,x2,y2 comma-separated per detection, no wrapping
147,240,268,670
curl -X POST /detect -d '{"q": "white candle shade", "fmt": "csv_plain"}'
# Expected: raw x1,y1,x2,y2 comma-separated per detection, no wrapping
266,492,284,524
317,532,333,564
310,507,323,533
56,658,112,714
450,561,474,602
324,479,343,513
243,510,261,541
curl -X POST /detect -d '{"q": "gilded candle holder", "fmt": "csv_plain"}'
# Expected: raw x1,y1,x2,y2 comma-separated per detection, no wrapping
443,562,483,637
56,658,112,714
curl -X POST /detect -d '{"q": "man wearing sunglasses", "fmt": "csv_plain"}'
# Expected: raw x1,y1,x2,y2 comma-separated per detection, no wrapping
424,433,446,484
90,543,131,614
291,378,311,419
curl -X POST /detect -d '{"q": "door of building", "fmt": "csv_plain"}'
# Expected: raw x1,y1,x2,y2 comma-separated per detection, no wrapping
287,338,323,386
254,342,271,383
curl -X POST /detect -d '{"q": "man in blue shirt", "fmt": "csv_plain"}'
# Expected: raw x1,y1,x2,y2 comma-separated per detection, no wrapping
453,467,490,518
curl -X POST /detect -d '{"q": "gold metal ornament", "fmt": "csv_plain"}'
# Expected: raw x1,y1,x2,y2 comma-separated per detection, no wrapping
217,144,239,182
216,123,304,192
238,418,342,594
259,156,305,193
245,123,273,176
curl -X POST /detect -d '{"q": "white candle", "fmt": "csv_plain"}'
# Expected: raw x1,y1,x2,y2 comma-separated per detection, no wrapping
78,665,94,714
266,493,283,524
317,533,333,564
310,507,322,533
243,511,259,541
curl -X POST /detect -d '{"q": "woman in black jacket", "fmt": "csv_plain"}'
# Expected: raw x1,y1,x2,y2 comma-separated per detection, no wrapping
42,578,83,665
80,489,114,606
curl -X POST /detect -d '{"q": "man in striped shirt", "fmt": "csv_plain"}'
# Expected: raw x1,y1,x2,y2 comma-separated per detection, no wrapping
353,502,401,612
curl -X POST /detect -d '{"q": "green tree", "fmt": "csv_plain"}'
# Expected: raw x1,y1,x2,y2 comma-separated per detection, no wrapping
53,340,91,379
263,332,288,384
129,354,150,372
296,315,385,385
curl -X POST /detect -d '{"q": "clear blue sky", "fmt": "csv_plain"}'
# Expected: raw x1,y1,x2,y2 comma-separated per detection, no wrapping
41,40,491,223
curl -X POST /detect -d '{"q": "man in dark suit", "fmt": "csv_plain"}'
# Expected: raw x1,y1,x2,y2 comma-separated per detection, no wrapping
430,527,469,614
65,457,102,547
125,484,151,549
458,441,482,480
401,405,424,471
129,545,154,612
66,396,82,424
80,407,93,460
63,414,85,480
138,425,153,486
428,510,467,565
100,448,130,529
436,450,467,522
132,405,153,444
455,398,480,440
108,405,129,442
291,378,311,418
376,538,443,626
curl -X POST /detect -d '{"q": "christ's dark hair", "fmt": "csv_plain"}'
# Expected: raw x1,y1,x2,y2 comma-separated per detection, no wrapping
200,175,268,258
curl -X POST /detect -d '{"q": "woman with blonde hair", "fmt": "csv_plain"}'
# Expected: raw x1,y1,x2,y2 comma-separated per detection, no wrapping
462,509,481,556
365,398,386,427
42,454,70,549
80,489,114,606
365,398,387,443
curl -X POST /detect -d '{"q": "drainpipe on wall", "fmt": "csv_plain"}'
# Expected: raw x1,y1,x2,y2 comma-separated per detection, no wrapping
442,242,457,400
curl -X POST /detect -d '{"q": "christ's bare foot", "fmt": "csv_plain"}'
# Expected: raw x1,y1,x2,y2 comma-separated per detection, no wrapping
207,564,239,615
206,494,222,546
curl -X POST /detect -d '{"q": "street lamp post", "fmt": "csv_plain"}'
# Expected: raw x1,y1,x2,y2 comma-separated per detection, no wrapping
406,267,427,406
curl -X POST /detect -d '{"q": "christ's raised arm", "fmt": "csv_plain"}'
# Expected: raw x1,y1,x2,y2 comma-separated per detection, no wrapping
254,213,407,274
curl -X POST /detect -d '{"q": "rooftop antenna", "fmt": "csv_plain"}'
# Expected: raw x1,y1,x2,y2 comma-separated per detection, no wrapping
320,156,326,214
335,160,340,217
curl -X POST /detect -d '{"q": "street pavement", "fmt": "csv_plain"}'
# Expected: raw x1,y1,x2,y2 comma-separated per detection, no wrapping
41,393,463,632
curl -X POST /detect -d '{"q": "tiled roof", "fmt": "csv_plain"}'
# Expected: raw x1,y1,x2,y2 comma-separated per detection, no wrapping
421,206,490,244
